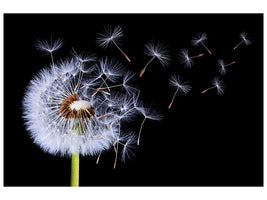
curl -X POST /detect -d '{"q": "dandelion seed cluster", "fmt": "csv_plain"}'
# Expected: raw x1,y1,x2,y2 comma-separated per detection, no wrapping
22,36,157,165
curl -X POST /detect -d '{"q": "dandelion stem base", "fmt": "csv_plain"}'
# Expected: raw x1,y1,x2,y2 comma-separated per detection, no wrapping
71,153,79,187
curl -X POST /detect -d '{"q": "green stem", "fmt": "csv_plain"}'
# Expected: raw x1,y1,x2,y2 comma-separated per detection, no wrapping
71,153,79,187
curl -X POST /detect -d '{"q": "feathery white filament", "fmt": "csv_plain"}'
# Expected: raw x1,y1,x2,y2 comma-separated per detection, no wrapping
192,33,212,54
212,77,225,95
144,41,171,67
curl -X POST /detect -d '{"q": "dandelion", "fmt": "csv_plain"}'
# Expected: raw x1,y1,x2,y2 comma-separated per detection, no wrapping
35,37,63,66
192,33,212,55
233,32,251,50
168,75,192,109
96,25,131,62
135,103,162,145
140,41,171,77
217,59,236,75
201,77,225,95
179,48,204,68
23,41,143,186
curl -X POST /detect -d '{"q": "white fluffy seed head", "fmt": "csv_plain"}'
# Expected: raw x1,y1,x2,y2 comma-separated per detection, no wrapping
24,37,161,166
22,56,140,158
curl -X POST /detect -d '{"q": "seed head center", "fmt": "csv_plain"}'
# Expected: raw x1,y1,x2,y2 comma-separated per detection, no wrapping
70,100,92,111
59,92,95,119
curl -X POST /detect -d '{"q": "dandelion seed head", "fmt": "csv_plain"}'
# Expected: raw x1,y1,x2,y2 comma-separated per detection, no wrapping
144,41,171,67
23,56,138,157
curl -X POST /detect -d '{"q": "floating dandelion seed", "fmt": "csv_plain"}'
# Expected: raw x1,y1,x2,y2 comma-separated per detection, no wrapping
135,103,162,145
179,48,204,68
192,33,212,55
217,59,236,75
168,75,192,109
121,134,137,162
112,131,138,168
23,40,144,186
140,41,171,77
97,25,131,62
35,37,63,66
201,77,225,95
233,32,251,50
35,37,63,53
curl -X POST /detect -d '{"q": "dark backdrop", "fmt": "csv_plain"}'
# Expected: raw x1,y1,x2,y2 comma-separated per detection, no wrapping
4,14,263,186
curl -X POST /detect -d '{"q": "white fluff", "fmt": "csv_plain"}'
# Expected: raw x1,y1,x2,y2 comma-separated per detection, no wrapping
212,77,225,95
23,57,140,158
191,33,207,46
169,75,192,95
144,41,171,67
240,32,251,46
179,49,194,68
35,37,63,53
217,59,226,75
96,25,124,49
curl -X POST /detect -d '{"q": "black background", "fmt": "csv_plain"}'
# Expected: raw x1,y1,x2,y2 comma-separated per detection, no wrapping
4,14,263,186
